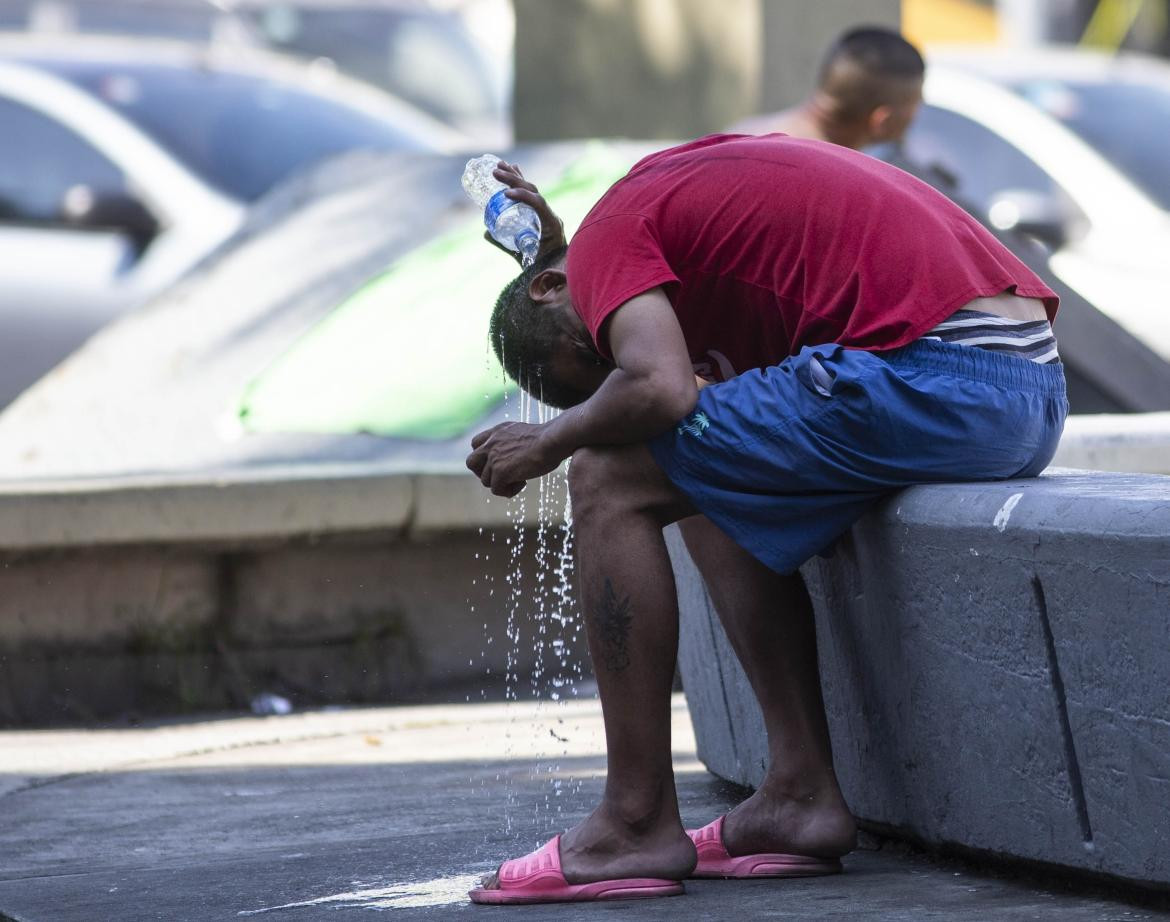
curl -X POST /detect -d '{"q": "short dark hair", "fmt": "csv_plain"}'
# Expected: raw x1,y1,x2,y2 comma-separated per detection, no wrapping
818,27,925,121
488,245,591,410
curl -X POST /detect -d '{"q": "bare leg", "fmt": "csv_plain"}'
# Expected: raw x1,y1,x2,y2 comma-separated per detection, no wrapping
678,516,856,858
480,443,699,888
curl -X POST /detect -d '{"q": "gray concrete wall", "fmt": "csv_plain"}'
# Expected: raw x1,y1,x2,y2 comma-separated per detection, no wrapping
0,528,586,725
0,470,583,725
668,470,1170,888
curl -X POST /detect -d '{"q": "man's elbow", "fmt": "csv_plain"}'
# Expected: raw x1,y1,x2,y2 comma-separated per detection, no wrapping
651,375,699,425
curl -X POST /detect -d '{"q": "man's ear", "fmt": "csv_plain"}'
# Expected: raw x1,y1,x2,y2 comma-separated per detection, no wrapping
867,104,896,142
528,268,567,304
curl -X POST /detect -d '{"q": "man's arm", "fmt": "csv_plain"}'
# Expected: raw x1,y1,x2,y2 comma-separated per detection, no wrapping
466,288,697,496
541,288,697,454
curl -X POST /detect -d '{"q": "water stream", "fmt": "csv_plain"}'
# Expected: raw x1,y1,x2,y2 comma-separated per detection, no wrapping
482,381,590,840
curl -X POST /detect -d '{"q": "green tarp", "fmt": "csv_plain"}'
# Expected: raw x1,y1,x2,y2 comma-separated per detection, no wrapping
238,145,637,440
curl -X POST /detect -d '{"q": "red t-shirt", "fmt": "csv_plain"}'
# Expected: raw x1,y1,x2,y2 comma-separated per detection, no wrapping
566,134,1058,380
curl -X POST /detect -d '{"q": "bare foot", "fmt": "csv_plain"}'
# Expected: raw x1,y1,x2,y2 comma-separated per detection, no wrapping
477,800,697,891
720,781,856,859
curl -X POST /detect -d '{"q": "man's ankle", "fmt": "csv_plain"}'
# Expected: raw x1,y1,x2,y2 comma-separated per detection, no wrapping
598,783,681,835
755,768,847,808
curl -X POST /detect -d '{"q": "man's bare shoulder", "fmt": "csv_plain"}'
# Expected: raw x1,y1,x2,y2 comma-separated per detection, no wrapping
727,105,824,142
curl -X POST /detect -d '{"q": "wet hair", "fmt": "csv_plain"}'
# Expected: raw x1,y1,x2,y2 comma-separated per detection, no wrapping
488,245,592,409
818,27,925,122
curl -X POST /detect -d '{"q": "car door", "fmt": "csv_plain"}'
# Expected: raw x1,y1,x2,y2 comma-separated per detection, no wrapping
0,94,150,408
902,103,1088,247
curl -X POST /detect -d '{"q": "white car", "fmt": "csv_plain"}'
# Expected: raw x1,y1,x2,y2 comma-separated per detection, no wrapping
0,36,464,408
908,47,1170,363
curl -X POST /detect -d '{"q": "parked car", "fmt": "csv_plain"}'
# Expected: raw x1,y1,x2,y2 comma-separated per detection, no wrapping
907,47,1170,362
0,0,510,143
0,35,463,409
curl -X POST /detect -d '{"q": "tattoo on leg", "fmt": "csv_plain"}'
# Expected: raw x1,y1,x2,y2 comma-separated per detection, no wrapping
596,577,633,673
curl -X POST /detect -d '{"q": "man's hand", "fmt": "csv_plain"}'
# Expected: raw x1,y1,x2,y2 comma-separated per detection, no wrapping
466,421,561,497
481,161,567,264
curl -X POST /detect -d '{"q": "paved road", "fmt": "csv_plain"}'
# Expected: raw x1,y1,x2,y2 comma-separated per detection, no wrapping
1,696,1164,921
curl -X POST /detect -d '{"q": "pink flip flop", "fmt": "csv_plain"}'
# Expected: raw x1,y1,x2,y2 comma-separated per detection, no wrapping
687,816,843,879
468,835,685,905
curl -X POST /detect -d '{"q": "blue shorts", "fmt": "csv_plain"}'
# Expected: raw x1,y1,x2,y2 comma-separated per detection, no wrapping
648,339,1068,574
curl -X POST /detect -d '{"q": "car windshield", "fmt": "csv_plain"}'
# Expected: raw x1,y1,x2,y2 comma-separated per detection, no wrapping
1009,77,1170,211
42,60,431,201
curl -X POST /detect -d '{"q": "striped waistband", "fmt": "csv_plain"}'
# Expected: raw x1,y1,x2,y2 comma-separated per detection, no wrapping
922,309,1060,364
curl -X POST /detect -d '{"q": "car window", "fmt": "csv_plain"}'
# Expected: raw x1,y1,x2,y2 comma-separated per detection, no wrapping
246,6,496,123
902,104,1082,221
0,96,128,224
50,61,432,202
386,16,495,120
5,0,217,40
1010,79,1170,212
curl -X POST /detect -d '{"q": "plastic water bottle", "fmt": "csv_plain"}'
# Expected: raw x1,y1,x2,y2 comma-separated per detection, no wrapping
462,154,541,267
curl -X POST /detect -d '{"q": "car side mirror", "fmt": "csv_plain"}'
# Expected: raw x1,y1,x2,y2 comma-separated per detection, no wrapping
986,189,1069,250
61,184,160,254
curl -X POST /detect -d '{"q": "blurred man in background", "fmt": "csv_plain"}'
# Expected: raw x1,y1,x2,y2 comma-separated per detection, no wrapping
732,26,925,150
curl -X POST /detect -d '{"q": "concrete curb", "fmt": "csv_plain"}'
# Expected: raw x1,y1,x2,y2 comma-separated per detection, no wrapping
668,469,1170,889
1052,412,1170,475
0,465,567,551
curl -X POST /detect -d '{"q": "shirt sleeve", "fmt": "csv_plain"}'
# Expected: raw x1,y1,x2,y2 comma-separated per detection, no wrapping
566,213,681,358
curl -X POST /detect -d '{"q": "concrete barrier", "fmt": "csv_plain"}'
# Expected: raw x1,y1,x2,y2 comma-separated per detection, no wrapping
0,468,578,725
667,469,1170,889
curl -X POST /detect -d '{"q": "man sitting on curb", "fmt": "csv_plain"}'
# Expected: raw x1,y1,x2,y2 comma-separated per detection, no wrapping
732,26,924,149
465,134,1067,904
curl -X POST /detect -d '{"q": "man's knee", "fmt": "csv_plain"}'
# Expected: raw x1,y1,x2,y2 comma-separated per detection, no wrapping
569,444,691,527
568,446,625,526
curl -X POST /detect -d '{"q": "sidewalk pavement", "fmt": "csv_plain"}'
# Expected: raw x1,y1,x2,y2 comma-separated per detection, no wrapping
1,695,1165,921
